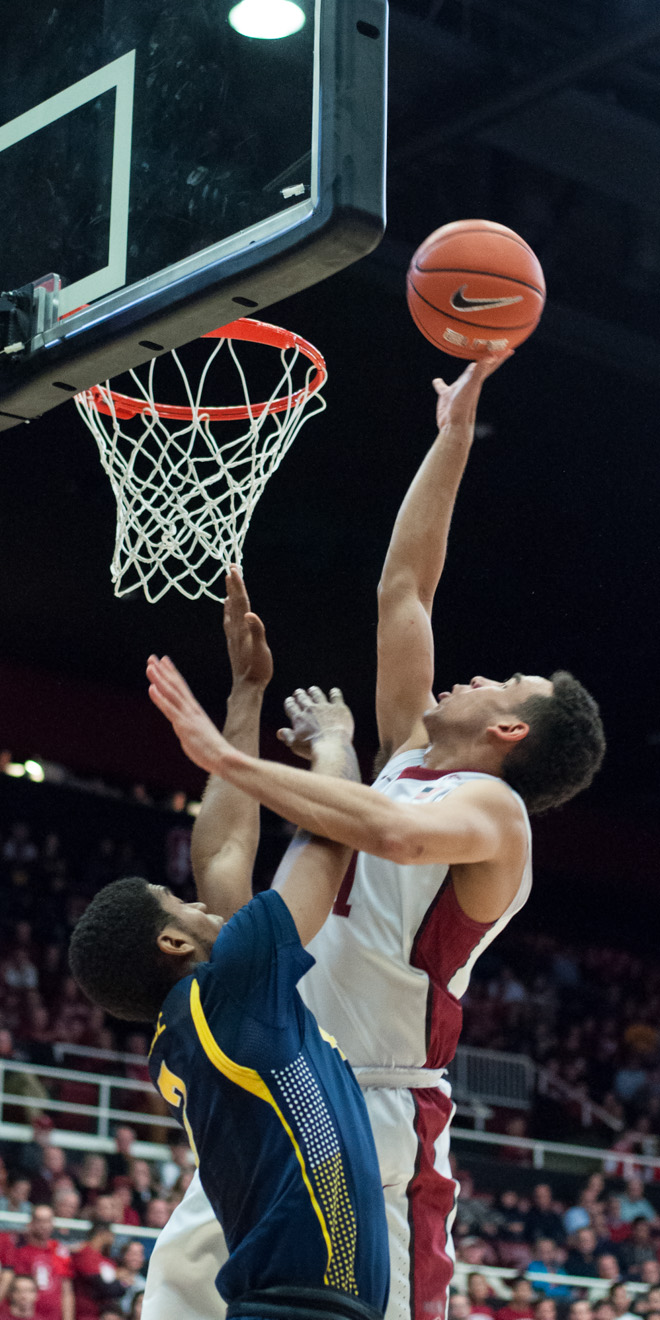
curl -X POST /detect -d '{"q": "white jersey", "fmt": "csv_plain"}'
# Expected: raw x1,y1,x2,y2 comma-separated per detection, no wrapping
300,749,532,1070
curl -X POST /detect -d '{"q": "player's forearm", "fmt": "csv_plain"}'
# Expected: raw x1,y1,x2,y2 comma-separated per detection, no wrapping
191,679,265,914
212,745,409,860
272,734,359,893
379,421,474,608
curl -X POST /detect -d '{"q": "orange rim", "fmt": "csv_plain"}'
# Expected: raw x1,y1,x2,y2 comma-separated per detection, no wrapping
83,318,327,422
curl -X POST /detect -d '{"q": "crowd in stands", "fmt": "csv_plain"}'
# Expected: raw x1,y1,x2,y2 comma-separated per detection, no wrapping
460,930,660,1146
449,1168,660,1320
6,787,660,1315
0,1118,196,1318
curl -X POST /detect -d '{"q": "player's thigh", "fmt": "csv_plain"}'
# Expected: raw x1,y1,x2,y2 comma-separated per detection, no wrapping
143,1169,226,1320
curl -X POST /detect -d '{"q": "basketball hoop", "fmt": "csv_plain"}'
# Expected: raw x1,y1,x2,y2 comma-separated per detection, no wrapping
74,318,327,603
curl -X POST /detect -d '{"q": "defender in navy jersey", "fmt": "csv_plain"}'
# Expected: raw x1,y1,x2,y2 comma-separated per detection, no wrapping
149,889,388,1309
69,571,388,1320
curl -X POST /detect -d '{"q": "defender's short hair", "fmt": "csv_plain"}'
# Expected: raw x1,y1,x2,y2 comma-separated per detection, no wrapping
502,670,605,814
69,877,179,1022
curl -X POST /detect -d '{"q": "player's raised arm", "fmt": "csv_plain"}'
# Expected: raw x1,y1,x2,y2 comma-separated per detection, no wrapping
183,567,272,921
376,352,512,759
271,687,360,945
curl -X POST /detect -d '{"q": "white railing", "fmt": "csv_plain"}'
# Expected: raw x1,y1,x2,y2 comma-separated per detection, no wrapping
449,1046,535,1109
453,1263,647,1299
0,1207,159,1242
53,1043,149,1068
0,1057,178,1141
451,1123,660,1175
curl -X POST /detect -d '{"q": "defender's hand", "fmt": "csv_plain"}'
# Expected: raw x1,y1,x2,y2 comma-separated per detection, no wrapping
224,566,273,689
147,654,230,774
277,687,354,762
433,350,513,433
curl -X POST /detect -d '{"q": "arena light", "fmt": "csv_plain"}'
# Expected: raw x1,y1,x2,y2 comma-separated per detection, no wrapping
186,800,202,817
228,0,305,39
25,759,45,782
4,762,26,778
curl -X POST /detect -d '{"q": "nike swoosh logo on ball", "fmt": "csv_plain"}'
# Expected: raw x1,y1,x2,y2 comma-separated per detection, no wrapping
450,285,524,310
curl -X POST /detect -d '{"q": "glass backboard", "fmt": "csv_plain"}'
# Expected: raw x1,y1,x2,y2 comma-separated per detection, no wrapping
0,0,387,430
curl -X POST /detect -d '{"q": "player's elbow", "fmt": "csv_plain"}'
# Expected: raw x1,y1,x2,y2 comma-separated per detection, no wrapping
379,819,426,866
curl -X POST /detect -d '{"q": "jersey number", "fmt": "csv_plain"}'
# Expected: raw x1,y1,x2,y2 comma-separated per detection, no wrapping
332,852,357,918
156,1060,200,1165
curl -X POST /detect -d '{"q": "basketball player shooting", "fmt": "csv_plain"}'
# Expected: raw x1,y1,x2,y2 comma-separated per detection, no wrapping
146,353,606,1320
70,571,390,1320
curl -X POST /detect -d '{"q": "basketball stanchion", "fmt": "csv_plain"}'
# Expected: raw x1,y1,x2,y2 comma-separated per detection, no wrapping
74,318,327,603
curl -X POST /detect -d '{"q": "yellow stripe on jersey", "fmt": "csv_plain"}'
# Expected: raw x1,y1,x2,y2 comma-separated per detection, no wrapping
155,1059,200,1167
189,978,333,1281
318,1026,346,1059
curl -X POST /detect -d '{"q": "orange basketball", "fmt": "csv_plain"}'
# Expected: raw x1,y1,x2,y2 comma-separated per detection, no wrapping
406,219,545,359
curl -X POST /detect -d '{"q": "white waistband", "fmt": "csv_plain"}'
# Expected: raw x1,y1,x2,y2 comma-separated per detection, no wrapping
353,1065,449,1090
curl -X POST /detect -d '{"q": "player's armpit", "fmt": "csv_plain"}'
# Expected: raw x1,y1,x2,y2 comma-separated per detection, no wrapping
376,581,436,754
388,779,527,870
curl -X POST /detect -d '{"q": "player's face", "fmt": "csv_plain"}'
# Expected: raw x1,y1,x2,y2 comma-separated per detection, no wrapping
151,887,223,960
423,673,553,742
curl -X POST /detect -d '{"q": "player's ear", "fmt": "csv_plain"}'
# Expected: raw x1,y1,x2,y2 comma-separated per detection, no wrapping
487,717,529,746
157,925,197,958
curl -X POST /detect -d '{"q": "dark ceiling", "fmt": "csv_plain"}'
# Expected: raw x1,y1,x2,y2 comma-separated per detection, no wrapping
1,0,660,827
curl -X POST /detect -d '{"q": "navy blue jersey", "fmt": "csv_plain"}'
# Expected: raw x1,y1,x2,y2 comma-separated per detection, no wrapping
148,890,389,1311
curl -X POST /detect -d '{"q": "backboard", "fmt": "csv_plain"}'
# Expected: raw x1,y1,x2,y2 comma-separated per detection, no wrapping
0,0,387,431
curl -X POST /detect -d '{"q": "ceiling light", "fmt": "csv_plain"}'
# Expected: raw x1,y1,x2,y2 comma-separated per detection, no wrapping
228,0,305,40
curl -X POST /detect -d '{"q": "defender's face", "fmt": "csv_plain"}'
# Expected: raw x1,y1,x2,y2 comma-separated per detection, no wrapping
151,886,223,959
423,672,553,742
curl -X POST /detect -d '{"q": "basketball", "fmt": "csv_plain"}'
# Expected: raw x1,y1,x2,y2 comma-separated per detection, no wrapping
406,219,546,359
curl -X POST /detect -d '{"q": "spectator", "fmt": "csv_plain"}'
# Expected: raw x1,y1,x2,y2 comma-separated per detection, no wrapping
110,1181,140,1229
592,1305,616,1320
140,1200,171,1262
597,1255,622,1283
496,1277,536,1320
18,1117,55,1178
619,1181,659,1225
3,1204,74,1320
0,1275,39,1319
566,1228,603,1278
106,1130,136,1185
450,1299,472,1320
567,1304,593,1320
115,1242,146,1316
0,1178,31,1217
71,1223,126,1319
528,1238,571,1298
609,1284,638,1320
29,1147,69,1206
456,1174,497,1234
619,1220,657,1277
53,1188,86,1248
634,1286,660,1315
639,1266,660,1290
525,1187,566,1245
127,1163,153,1222
3,951,38,994
564,1187,601,1237
466,1272,497,1317
158,1139,193,1193
98,1311,124,1320
534,1302,557,1320
76,1155,109,1207
129,1295,143,1320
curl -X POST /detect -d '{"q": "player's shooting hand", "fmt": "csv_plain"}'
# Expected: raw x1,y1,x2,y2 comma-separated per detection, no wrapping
224,566,273,689
147,654,229,775
277,686,354,762
433,349,514,432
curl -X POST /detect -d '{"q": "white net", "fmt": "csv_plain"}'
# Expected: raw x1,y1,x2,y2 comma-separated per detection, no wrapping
74,322,327,603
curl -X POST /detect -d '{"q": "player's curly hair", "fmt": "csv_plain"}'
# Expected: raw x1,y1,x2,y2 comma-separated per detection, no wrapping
501,670,605,814
69,877,183,1022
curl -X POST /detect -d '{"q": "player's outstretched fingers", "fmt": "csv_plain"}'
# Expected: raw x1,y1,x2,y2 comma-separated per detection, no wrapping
276,727,295,746
329,687,344,704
